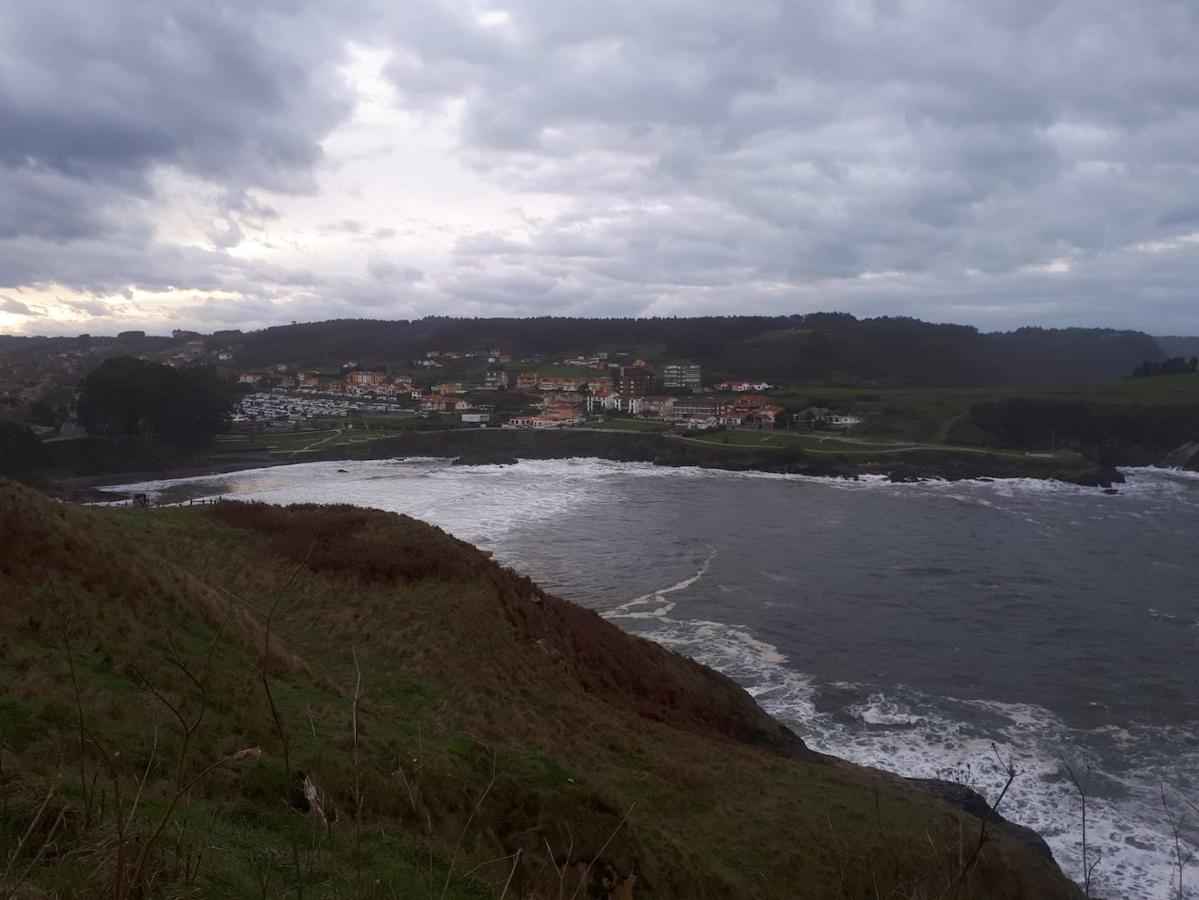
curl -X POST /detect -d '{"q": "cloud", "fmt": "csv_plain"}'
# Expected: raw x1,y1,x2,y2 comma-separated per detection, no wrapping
367,258,423,283
0,0,357,295
2,0,1198,334
1,295,36,316
452,231,531,257
373,0,1199,327
208,220,245,249
0,2,352,190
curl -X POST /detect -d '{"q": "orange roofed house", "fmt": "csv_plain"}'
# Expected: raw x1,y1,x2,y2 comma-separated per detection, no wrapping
744,405,785,428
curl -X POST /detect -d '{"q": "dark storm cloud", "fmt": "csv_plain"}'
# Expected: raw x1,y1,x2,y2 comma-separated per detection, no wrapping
380,0,1199,328
2,0,1198,331
0,0,357,300
0,3,351,193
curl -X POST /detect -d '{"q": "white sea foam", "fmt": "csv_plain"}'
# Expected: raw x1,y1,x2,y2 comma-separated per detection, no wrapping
607,550,716,618
617,596,1196,900
104,458,603,545
103,456,1197,510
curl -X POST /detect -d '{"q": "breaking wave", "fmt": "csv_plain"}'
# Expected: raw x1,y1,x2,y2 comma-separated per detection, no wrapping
612,583,1198,900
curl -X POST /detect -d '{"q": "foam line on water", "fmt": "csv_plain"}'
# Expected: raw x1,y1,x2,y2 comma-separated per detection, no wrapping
587,523,1197,900
101,457,1198,510
623,609,1196,900
607,549,716,618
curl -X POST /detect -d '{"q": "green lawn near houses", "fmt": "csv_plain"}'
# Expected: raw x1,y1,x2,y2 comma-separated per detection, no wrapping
577,419,671,432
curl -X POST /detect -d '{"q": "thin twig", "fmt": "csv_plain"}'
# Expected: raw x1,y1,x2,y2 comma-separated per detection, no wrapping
394,757,418,817
1159,780,1192,900
64,632,93,828
124,726,159,832
950,745,1018,900
256,542,315,778
440,754,498,899
5,807,66,897
351,647,364,900
568,801,636,900
0,778,60,891
1063,756,1099,898
498,848,522,899
128,748,259,891
462,850,522,879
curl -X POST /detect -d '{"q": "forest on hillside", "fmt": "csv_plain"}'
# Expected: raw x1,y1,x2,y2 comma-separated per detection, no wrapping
2,315,1179,389
225,315,1166,387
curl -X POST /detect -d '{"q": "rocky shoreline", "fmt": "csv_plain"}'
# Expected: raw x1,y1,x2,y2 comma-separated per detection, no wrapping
361,429,1129,486
59,427,1135,501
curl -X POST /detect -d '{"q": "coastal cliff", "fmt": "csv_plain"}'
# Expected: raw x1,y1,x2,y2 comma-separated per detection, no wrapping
0,481,1083,898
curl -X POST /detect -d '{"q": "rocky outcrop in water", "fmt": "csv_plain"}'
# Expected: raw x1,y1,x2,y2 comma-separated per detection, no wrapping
905,778,1056,862
1063,465,1126,488
1159,441,1199,471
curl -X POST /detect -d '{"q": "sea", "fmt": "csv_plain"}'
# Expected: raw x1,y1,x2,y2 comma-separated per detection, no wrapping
106,458,1199,899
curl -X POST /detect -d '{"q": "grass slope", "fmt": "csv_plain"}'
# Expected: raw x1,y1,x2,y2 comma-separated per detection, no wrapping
770,375,1199,444
0,482,1081,898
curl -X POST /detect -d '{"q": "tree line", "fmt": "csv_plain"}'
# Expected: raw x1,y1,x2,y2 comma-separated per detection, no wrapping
226,315,1166,387
76,356,233,448
1131,356,1198,377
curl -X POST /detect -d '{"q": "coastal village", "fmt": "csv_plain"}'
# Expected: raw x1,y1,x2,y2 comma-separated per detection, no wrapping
7,324,1190,454
226,348,864,434
0,330,869,440
0,330,872,443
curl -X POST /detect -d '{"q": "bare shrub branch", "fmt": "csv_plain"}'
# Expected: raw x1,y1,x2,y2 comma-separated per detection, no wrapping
1062,756,1101,898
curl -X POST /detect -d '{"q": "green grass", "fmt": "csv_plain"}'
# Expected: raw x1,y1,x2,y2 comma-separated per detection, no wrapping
518,362,607,380
682,429,879,451
770,375,1199,443
214,425,435,455
577,419,670,432
676,428,1038,460
0,482,1084,899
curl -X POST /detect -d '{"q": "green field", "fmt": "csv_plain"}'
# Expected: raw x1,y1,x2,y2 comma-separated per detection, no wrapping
518,362,607,380
680,428,1037,459
215,427,413,454
681,429,897,453
769,375,1199,442
578,419,670,432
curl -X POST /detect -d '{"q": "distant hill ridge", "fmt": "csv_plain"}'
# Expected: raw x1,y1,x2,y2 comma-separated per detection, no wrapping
1155,335,1199,358
3,315,1168,387
229,316,1163,387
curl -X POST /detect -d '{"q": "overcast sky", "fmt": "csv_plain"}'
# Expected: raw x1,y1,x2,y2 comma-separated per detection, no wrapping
1,1,1197,336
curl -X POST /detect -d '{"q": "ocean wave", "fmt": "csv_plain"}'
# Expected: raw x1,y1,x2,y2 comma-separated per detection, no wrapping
610,570,1196,900
103,457,1197,510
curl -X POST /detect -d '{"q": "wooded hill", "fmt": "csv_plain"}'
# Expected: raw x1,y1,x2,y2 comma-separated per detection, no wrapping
221,316,1165,387
3,316,1179,388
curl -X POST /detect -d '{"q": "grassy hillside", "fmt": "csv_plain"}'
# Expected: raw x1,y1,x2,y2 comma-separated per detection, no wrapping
770,375,1199,445
0,482,1082,898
